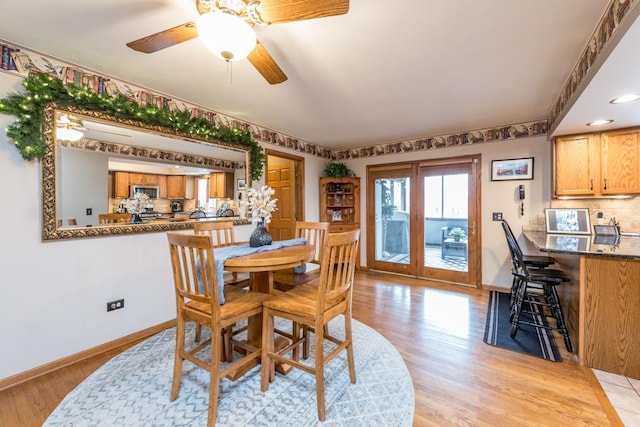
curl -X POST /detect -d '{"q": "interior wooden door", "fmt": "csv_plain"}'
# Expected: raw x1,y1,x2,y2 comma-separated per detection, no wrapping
266,151,305,241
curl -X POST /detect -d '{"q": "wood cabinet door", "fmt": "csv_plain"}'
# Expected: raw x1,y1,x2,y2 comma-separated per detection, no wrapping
554,134,598,196
601,129,640,195
166,175,186,199
157,175,167,199
114,172,130,198
208,172,233,198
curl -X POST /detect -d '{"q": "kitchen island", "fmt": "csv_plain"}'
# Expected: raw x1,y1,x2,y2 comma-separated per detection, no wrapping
523,231,640,379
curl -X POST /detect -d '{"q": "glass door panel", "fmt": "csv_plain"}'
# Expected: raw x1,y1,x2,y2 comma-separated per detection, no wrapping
423,174,468,273
368,167,415,275
418,161,478,285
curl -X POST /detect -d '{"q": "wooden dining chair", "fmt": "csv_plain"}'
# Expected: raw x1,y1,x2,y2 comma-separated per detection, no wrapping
261,229,360,421
166,231,269,427
98,213,131,224
272,221,330,291
193,220,250,356
193,220,249,288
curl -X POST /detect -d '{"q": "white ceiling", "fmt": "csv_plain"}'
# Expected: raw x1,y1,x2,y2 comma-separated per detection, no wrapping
3,0,635,150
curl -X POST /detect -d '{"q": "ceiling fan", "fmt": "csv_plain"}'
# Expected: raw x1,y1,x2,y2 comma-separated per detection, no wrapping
56,113,131,141
126,0,350,84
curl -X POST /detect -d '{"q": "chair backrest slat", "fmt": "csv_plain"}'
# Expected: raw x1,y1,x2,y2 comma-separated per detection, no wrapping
194,221,236,247
295,221,330,264
317,229,360,308
167,232,220,309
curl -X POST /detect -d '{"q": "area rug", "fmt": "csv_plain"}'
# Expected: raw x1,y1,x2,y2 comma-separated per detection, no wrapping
483,291,561,362
44,317,414,426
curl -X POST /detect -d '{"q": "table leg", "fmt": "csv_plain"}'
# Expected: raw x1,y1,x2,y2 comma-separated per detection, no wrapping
229,271,292,379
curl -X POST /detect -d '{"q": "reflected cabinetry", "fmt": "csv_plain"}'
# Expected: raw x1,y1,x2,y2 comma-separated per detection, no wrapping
209,171,234,198
320,177,360,233
554,128,640,197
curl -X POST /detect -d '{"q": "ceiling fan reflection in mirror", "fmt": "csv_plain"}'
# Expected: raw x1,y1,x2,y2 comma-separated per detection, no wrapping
55,112,131,142
126,0,350,84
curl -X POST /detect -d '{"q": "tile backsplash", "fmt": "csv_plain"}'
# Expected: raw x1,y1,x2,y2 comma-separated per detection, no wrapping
552,197,640,233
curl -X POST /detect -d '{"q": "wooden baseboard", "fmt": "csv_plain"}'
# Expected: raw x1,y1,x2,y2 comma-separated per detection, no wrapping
0,319,176,392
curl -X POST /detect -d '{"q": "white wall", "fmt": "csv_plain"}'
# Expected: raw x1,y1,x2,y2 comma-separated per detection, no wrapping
59,146,108,226
343,137,553,289
0,73,328,381
0,69,551,381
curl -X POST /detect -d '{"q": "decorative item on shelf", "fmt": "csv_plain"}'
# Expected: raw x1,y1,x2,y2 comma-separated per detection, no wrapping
122,192,150,224
246,185,277,247
323,161,355,178
448,227,467,241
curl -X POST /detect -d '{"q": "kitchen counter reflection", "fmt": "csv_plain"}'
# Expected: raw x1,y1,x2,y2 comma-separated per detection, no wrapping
523,230,640,260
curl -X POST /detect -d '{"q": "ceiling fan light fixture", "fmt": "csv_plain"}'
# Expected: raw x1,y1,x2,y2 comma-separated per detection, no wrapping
196,11,257,61
56,127,84,142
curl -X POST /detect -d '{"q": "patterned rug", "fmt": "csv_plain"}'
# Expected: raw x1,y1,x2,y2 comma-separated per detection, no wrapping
483,291,561,362
44,317,414,426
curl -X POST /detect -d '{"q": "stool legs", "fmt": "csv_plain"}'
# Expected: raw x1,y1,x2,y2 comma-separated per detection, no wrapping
509,278,573,353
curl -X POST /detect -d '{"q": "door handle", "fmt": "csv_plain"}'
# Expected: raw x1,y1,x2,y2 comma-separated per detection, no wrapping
468,221,476,236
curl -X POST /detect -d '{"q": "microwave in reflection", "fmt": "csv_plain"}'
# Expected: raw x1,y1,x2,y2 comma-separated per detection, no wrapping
130,185,160,199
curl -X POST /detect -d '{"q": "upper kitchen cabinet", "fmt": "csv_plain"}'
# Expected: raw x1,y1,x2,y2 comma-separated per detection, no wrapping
600,128,640,195
113,171,130,198
554,128,640,197
209,171,234,198
166,175,195,199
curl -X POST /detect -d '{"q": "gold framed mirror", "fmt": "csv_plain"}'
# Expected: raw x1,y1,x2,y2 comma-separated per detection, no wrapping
42,104,252,240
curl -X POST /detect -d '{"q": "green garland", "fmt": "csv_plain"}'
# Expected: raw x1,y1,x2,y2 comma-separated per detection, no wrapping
0,72,265,180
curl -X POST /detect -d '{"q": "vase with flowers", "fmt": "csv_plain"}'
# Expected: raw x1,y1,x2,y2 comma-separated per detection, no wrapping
246,185,278,247
122,192,150,224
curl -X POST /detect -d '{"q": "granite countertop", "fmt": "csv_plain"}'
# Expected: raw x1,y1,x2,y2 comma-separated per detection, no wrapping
523,230,640,260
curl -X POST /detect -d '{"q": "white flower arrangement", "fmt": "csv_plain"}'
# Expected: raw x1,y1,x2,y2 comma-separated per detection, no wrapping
246,185,277,224
123,192,151,215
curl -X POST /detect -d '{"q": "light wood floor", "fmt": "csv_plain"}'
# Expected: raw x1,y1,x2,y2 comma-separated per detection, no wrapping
0,271,622,426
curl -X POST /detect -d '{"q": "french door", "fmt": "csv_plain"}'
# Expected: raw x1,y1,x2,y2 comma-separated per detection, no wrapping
367,156,481,287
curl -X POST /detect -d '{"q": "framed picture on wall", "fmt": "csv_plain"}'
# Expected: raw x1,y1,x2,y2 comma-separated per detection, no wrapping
491,157,534,181
237,179,246,190
545,208,591,234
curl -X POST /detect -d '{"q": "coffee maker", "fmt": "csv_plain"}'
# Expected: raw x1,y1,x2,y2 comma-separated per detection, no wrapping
171,201,182,212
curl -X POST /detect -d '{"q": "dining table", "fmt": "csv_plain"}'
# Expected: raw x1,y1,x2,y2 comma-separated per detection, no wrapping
219,241,315,379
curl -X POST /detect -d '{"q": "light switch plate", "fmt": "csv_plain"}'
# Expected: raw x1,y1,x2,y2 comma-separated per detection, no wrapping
492,212,503,221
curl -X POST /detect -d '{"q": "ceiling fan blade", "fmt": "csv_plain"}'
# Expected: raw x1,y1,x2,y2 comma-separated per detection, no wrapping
247,41,288,84
256,0,349,24
126,22,198,53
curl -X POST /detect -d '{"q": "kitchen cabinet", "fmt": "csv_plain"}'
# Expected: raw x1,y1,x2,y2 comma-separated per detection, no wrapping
157,174,167,199
600,128,640,194
166,175,186,199
113,171,130,198
554,128,640,197
319,177,360,233
128,172,158,185
209,172,234,198
166,175,195,199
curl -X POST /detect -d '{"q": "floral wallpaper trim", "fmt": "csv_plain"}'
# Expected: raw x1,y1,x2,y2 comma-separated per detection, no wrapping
2,40,548,163
547,0,638,130
59,139,244,170
333,121,547,160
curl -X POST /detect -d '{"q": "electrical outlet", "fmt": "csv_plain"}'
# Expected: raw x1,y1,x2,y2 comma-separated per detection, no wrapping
86,208,92,215
107,298,125,312
492,212,503,221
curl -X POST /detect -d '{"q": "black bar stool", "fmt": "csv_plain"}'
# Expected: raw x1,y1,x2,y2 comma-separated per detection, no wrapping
501,221,573,352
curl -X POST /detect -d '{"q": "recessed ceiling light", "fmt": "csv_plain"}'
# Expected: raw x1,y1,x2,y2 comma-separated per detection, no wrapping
587,119,613,126
610,94,640,104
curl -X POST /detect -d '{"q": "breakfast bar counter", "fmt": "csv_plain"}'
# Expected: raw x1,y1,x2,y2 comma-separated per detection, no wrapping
523,231,640,379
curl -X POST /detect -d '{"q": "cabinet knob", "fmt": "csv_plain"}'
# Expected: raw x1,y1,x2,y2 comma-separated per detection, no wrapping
603,178,607,190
